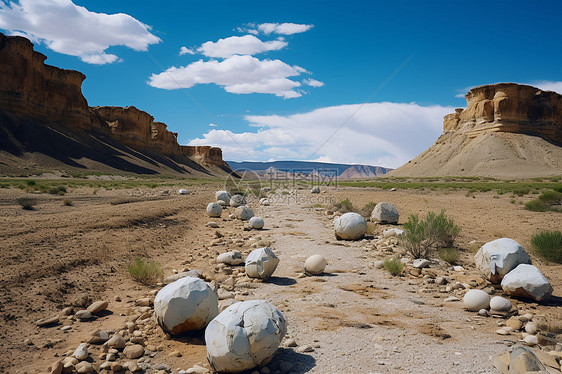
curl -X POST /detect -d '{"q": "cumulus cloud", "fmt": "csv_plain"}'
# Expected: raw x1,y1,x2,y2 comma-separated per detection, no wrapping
257,23,314,35
0,0,160,64
148,55,305,98
530,80,562,94
303,78,324,87
197,35,287,58
188,102,453,168
179,46,195,56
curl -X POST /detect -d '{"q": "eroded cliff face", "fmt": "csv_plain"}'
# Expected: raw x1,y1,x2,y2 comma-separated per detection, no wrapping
0,33,228,169
444,83,562,143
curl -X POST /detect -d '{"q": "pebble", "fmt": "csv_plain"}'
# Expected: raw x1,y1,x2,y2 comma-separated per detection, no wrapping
73,343,89,360
86,300,108,314
136,298,152,307
75,310,93,320
284,338,298,347
453,266,465,272
297,345,314,353
124,344,144,359
478,309,489,316
525,321,537,334
373,260,384,269
75,361,94,373
88,329,109,344
489,296,511,312
36,315,60,327
105,334,126,349
444,296,460,302
524,335,538,345
413,259,430,269
496,328,510,335
186,365,210,374
169,350,182,357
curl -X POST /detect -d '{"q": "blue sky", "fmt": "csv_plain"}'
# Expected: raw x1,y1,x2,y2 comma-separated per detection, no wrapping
1,0,560,167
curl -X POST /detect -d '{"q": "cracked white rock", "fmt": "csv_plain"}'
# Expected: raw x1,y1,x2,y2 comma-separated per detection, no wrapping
73,343,88,360
230,195,246,207
205,300,286,373
310,186,320,194
217,251,244,266
500,264,553,301
206,202,223,218
154,276,218,334
245,247,279,279
304,255,326,275
463,289,490,312
216,191,231,205
371,202,399,224
235,206,254,221
179,189,188,195
334,212,367,240
248,217,264,230
474,238,531,283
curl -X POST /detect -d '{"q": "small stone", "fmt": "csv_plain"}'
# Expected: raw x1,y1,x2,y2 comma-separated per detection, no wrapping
496,328,510,335
490,296,512,312
505,317,523,331
50,360,63,374
525,321,537,334
75,361,94,373
453,265,465,272
86,300,108,314
186,365,210,374
413,259,430,269
123,344,144,359
478,309,489,317
75,310,93,320
304,255,326,275
373,260,384,269
524,335,538,345
444,296,460,302
463,289,490,312
136,298,152,307
73,343,89,360
37,315,60,327
284,338,297,347
297,345,314,353
105,334,126,349
169,350,182,357
88,329,109,344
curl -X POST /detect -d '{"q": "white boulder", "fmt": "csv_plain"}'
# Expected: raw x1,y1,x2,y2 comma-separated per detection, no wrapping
501,264,553,301
413,259,430,269
178,189,188,195
206,202,222,218
463,289,490,311
217,251,244,266
248,216,264,230
304,255,326,275
382,228,404,237
310,186,320,194
474,238,531,283
371,202,399,224
235,206,254,221
216,191,231,205
334,212,367,240
205,300,286,373
245,247,279,279
154,276,218,334
230,195,246,207
489,296,512,312
259,198,270,206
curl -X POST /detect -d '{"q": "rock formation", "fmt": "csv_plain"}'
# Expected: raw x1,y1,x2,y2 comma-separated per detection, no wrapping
390,83,562,177
0,33,229,174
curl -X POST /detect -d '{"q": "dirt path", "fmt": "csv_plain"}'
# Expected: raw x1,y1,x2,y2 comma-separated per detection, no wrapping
248,194,507,374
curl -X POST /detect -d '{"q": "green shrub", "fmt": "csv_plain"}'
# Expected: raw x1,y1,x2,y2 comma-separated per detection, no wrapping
538,190,562,205
425,211,460,248
383,256,404,276
525,199,550,212
437,248,460,264
531,231,562,263
128,258,163,285
400,211,460,259
26,180,36,186
48,186,67,195
17,197,37,210
358,201,377,217
63,198,73,206
334,198,354,213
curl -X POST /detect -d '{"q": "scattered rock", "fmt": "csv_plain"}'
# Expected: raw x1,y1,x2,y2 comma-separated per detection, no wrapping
334,212,367,240
87,329,109,344
75,310,93,320
413,259,430,269
525,322,537,334
235,206,254,221
163,270,203,284
245,247,279,280
371,202,399,224
75,361,94,373
73,343,88,360
297,345,315,353
248,216,264,230
105,334,126,350
216,191,231,205
186,365,210,374
154,276,218,334
259,198,270,206
217,251,244,266
310,186,320,194
524,335,538,346
284,338,298,347
136,297,152,307
207,221,220,228
86,300,108,315
205,300,286,373
229,194,246,207
304,255,326,275
474,238,531,283
36,315,59,327
463,289,490,312
373,260,384,269
206,202,222,218
123,344,144,359
382,228,404,237
501,264,553,301
50,360,63,374
490,296,512,312
179,189,188,195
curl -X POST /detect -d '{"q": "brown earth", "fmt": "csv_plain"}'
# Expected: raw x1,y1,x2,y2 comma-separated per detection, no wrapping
0,182,561,373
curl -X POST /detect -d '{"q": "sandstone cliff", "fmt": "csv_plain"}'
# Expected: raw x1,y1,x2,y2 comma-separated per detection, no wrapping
390,83,562,178
0,33,229,174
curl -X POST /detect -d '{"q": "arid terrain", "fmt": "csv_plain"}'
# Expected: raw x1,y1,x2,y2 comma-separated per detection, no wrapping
1,178,561,373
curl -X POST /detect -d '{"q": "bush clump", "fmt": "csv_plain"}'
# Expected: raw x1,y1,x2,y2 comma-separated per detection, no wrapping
48,186,67,195
525,190,562,212
400,211,460,259
358,201,377,217
531,231,562,263
128,258,163,285
17,197,37,210
63,198,73,206
437,247,460,264
334,198,354,213
383,256,404,276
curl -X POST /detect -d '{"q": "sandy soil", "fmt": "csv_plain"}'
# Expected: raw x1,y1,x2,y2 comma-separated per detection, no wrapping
0,183,560,373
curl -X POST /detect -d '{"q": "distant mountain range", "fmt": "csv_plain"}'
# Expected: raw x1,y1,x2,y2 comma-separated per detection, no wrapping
227,161,391,179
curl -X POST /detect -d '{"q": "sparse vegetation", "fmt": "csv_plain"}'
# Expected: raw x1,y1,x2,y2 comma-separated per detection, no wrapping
531,230,562,263
536,314,562,334
48,186,67,195
400,211,460,259
128,258,163,285
63,198,73,206
437,247,460,264
525,190,562,212
17,197,37,210
334,198,354,213
358,201,377,217
383,256,404,276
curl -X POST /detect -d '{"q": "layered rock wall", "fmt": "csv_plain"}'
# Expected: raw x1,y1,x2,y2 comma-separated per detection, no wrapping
0,33,227,168
444,83,562,143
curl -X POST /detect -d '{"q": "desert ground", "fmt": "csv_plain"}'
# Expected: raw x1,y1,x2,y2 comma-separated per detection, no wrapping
0,177,561,374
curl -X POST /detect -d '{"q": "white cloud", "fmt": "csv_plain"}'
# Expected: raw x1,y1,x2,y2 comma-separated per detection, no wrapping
148,54,305,98
303,78,324,87
0,0,160,64
258,23,313,35
209,123,218,127
188,102,453,168
197,35,287,58
529,80,562,94
179,46,195,56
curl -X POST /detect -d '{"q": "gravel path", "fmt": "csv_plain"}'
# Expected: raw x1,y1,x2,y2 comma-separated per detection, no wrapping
249,194,506,374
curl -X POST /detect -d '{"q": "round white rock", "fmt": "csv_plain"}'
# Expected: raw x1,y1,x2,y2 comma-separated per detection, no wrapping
463,289,490,312
216,191,231,205
235,206,254,221
206,202,222,218
248,216,264,230
334,212,367,240
230,195,246,207
245,247,279,279
205,300,286,373
489,296,512,312
178,189,188,195
310,186,320,194
304,255,326,275
154,276,218,335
